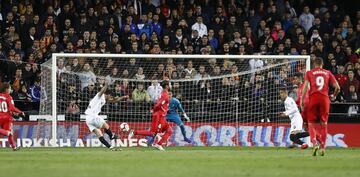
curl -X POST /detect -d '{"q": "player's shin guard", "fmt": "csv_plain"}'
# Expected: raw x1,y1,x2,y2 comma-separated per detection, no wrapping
99,136,111,148
319,123,328,149
8,134,16,149
157,127,173,145
308,123,318,146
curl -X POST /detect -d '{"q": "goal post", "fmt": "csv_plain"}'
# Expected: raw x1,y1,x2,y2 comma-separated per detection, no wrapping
42,53,310,147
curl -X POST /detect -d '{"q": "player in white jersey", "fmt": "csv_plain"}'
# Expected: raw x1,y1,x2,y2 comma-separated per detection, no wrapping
85,81,124,150
279,87,309,149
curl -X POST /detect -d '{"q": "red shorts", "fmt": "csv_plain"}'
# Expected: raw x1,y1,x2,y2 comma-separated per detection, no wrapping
0,118,13,131
307,94,330,123
150,113,170,133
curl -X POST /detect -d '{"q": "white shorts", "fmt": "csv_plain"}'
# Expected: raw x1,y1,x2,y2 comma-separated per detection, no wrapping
85,114,106,132
290,117,303,133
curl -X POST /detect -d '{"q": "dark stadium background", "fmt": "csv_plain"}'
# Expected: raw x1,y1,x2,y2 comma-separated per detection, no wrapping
0,0,359,123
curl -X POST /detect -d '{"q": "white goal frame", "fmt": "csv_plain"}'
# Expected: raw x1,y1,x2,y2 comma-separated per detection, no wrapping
50,53,311,141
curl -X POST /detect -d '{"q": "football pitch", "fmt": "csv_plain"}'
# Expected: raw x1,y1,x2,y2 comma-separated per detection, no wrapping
1,147,359,177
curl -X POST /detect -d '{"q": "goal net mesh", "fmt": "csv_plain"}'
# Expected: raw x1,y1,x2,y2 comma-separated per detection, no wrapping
40,55,307,147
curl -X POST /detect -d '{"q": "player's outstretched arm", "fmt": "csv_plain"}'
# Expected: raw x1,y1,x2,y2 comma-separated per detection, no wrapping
178,101,190,122
98,81,109,97
183,113,190,122
108,95,129,103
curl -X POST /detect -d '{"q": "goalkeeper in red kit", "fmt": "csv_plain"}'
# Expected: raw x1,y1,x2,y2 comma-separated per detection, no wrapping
0,83,25,151
301,58,340,156
128,80,172,150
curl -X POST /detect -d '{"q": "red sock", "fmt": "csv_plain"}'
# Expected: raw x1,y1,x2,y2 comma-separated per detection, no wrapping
157,127,173,145
135,130,155,137
0,129,9,136
319,124,328,149
8,134,16,149
308,123,317,146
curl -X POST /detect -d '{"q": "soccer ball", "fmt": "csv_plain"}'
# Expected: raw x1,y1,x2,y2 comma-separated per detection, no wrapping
119,122,130,132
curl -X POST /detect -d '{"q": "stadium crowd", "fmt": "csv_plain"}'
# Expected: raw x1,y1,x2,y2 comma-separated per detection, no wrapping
0,0,359,119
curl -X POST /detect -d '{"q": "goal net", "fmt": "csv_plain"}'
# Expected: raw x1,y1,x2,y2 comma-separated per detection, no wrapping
39,54,310,147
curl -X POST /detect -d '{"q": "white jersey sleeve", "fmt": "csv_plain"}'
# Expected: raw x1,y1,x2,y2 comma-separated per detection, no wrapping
85,93,106,116
283,97,302,120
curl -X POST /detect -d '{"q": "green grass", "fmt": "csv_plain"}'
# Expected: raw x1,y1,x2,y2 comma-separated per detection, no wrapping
1,147,360,177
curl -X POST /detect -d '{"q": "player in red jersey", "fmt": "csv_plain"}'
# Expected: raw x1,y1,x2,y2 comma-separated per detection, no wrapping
301,58,340,156
0,83,25,150
128,80,172,150
295,74,310,130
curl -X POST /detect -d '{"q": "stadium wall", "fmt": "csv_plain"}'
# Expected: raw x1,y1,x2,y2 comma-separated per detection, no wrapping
1,122,359,148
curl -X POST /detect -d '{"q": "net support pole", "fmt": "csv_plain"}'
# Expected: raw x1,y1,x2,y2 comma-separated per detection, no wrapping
235,99,239,146
51,54,57,142
306,56,311,71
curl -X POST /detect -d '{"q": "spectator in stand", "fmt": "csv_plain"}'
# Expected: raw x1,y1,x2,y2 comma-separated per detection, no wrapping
13,40,25,59
161,34,173,51
335,65,348,91
194,65,210,84
12,84,32,113
71,58,82,72
106,67,120,84
28,78,41,110
66,100,80,115
111,81,130,110
134,67,146,80
40,29,54,49
21,63,35,84
10,68,25,92
82,81,97,101
162,18,175,36
295,33,309,52
345,47,358,64
344,70,360,95
98,40,108,53
127,41,142,54
119,80,132,99
78,63,96,89
191,16,207,38
153,63,165,80
184,60,196,79
132,82,151,102
264,5,282,28
112,81,128,99
120,69,130,79
308,17,322,37
328,59,338,74
299,5,315,34
345,84,359,116
345,85,359,102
